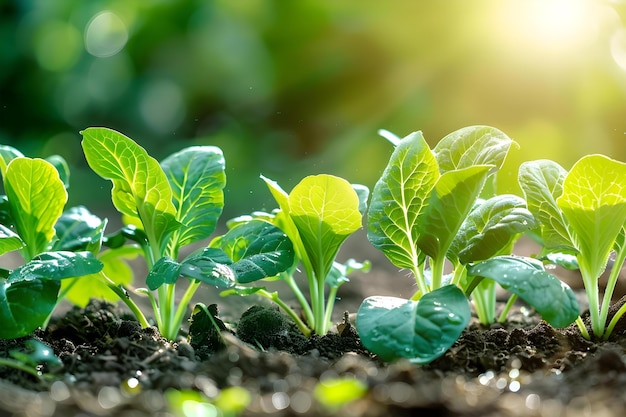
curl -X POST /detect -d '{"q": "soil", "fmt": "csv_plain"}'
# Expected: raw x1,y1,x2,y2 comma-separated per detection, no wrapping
2,236,626,417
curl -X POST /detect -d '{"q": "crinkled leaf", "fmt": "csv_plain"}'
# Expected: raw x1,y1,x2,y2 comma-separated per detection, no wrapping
434,125,516,173
210,220,295,284
289,174,362,280
0,278,59,339
450,194,537,264
147,256,182,290
367,131,439,269
356,285,470,363
519,160,575,253
161,146,226,250
63,246,141,307
81,127,180,254
179,247,236,288
417,165,492,261
467,256,579,327
557,155,626,280
8,251,103,283
53,206,106,252
4,158,67,258
0,224,24,256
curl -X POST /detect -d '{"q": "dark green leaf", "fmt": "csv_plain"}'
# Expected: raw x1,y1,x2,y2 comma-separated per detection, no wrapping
467,256,579,327
53,206,106,252
146,257,181,290
356,285,470,363
0,278,59,339
8,251,103,283
179,247,236,288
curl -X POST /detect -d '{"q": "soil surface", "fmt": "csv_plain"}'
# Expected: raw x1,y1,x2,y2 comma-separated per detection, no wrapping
2,235,626,417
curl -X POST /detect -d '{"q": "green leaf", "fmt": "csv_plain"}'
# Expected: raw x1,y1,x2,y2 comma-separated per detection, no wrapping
161,146,226,251
4,158,68,258
367,131,439,269
10,339,62,369
326,258,371,289
356,285,470,363
80,127,180,254
0,224,24,256
417,165,492,261
147,256,182,290
352,184,370,216
540,253,579,270
434,125,516,173
211,220,295,284
519,160,575,252
9,251,103,282
0,278,59,339
289,174,362,280
450,195,537,264
178,247,236,288
0,145,24,178
63,246,140,307
45,155,70,189
557,155,626,280
53,206,106,252
467,256,579,328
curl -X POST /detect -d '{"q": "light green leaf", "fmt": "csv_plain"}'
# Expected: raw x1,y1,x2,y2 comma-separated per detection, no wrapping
0,224,24,256
450,194,537,264
434,125,516,173
161,146,226,251
0,145,24,179
417,165,492,261
367,131,439,269
519,160,575,252
557,155,626,281
81,127,180,254
45,155,70,189
467,256,579,328
356,285,470,363
4,158,68,258
289,174,362,280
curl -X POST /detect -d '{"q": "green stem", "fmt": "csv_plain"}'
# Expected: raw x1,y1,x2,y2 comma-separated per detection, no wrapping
170,280,202,339
283,272,314,326
430,255,446,291
99,272,150,328
576,316,590,340
472,281,495,325
599,246,626,335
314,273,326,335
0,359,42,380
498,294,518,323
138,287,162,330
322,286,339,335
412,262,429,298
604,301,626,340
579,261,602,338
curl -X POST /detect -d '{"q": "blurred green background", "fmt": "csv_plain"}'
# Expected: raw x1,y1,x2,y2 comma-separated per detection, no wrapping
1,0,626,218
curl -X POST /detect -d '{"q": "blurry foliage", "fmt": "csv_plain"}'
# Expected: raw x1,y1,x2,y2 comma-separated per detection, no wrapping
1,0,626,215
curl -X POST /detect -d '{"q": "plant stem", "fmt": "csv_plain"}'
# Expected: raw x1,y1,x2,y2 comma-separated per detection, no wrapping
604,301,626,340
99,272,150,328
283,272,314,327
170,280,202,339
430,255,446,291
0,359,42,380
498,294,518,323
575,316,590,340
323,286,340,335
599,245,626,337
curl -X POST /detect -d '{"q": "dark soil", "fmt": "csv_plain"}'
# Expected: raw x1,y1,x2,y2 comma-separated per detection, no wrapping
1,296,626,417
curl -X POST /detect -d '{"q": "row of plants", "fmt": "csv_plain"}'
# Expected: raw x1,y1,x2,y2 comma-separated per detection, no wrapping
1,125,626,368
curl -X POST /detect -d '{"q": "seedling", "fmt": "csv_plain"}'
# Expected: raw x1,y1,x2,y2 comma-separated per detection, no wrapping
80,128,295,340
221,174,370,336
0,339,62,380
0,147,103,339
356,127,579,363
519,155,626,340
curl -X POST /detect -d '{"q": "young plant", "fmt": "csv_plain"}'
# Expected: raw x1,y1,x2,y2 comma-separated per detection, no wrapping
356,126,579,363
519,155,626,340
0,147,103,339
221,174,369,336
80,127,295,340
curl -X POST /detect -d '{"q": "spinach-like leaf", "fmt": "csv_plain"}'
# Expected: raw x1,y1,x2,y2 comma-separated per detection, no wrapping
467,256,579,328
289,174,361,280
0,145,24,178
450,194,537,264
356,285,470,363
557,155,626,281
0,224,24,256
161,146,226,251
367,131,439,269
4,158,68,259
434,125,515,173
0,278,59,339
8,251,103,282
519,159,574,253
81,127,180,253
53,206,107,252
